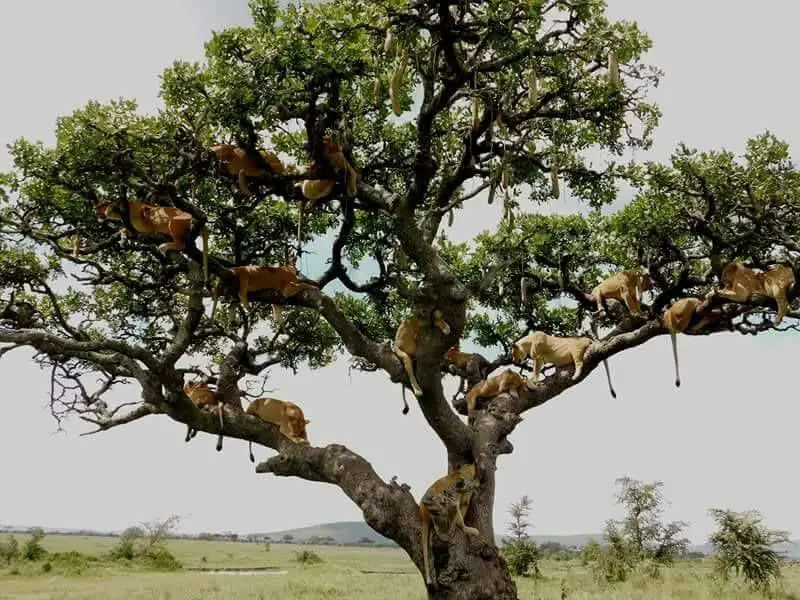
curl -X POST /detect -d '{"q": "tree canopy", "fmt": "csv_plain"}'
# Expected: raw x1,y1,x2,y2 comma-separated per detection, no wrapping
2,0,799,598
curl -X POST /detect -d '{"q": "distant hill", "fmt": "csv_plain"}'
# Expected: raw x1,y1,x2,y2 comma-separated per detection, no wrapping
262,521,605,548
261,521,395,546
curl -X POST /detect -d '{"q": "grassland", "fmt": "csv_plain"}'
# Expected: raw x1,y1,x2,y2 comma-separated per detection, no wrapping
1,533,799,599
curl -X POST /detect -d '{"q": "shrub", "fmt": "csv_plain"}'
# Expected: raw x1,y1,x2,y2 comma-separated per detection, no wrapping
581,539,602,566
590,527,633,583
0,535,20,565
109,526,143,561
708,508,789,592
22,528,47,561
501,538,541,578
294,549,323,564
106,519,181,571
139,547,182,571
500,495,541,578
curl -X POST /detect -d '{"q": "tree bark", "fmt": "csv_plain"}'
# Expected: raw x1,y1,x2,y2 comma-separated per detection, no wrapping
426,536,518,600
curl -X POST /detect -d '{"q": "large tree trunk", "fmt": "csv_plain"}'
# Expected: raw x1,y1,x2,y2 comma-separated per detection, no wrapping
426,537,517,600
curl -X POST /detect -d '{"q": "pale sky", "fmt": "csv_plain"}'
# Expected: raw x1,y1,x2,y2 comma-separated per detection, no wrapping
1,0,799,545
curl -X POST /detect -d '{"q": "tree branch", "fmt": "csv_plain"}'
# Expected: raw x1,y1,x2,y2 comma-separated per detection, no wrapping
256,442,427,567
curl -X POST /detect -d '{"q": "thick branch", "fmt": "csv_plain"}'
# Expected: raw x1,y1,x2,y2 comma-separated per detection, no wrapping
256,443,422,558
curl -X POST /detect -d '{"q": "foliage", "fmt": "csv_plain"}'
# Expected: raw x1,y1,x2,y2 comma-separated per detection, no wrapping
539,541,581,561
586,478,689,582
22,529,47,562
709,508,790,591
107,518,181,571
502,539,541,579
294,549,323,565
507,495,533,542
607,477,689,565
590,522,633,583
0,535,19,565
48,551,100,576
109,527,144,561
501,495,541,578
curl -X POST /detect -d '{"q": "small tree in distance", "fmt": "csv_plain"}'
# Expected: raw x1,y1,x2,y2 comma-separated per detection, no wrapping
708,508,790,592
610,477,689,564
21,528,47,562
0,534,20,565
590,477,688,582
500,495,540,578
507,495,533,542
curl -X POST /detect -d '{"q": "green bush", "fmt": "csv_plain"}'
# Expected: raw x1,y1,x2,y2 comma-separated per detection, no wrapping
22,529,47,561
0,535,19,565
294,549,323,565
139,547,182,571
48,550,99,576
709,508,788,592
581,540,602,566
501,539,541,578
109,538,136,561
590,529,633,583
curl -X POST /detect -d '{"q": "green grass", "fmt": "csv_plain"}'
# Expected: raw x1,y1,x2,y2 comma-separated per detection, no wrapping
1,534,799,599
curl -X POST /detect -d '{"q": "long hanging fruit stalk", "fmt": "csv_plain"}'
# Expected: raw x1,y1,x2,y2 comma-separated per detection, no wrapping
608,50,620,87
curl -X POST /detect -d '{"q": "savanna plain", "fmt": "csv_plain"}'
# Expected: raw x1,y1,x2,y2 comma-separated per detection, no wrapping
1,533,799,600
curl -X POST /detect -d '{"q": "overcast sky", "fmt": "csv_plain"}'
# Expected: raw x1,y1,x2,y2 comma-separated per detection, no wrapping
1,0,799,544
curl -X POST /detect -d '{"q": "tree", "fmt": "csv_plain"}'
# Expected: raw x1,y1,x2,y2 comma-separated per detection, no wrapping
606,477,688,565
109,526,145,560
507,495,533,543
501,495,540,578
0,0,798,597
0,535,19,565
21,528,47,562
141,515,180,554
708,508,790,591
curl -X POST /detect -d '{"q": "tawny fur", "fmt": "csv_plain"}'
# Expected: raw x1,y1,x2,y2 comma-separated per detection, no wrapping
297,135,358,201
245,397,310,462
464,369,525,413
183,381,224,452
591,268,651,316
443,343,490,398
419,463,480,590
393,310,451,410
705,262,795,325
295,135,358,243
210,253,317,327
209,143,287,196
661,297,717,388
511,331,616,397
95,200,209,283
